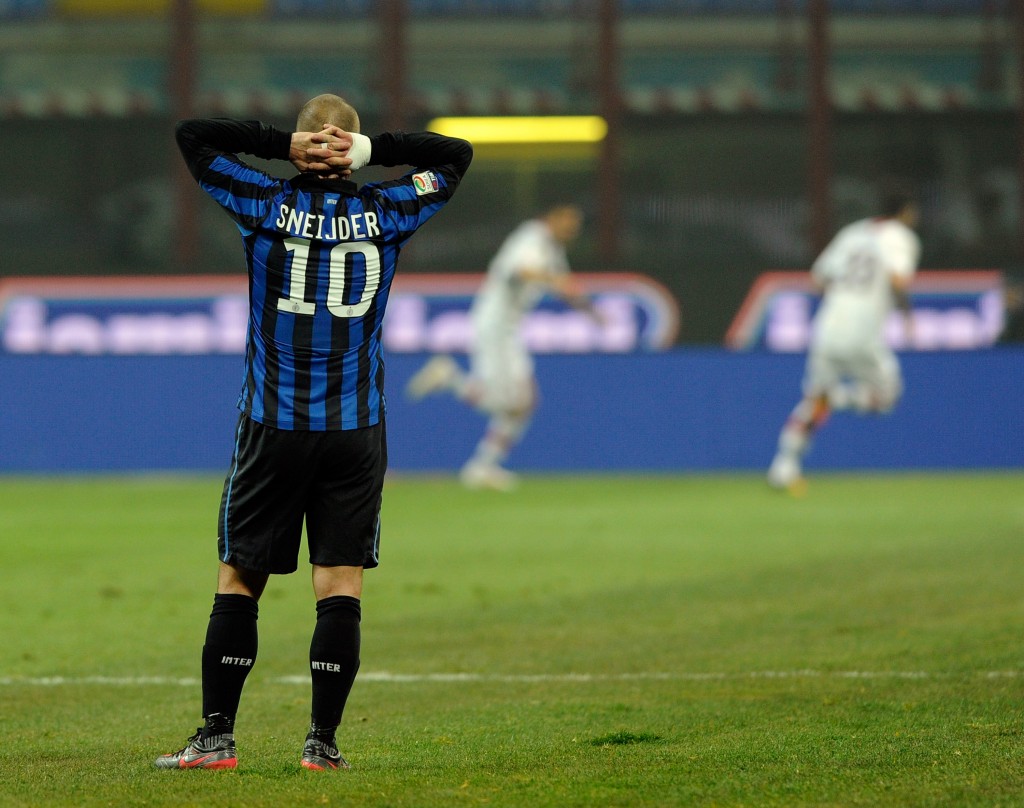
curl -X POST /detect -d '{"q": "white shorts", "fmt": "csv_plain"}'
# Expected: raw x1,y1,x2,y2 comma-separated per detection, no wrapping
470,330,535,412
803,340,903,409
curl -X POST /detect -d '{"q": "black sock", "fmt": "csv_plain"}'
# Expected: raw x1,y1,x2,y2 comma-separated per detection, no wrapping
201,593,259,735
309,595,361,739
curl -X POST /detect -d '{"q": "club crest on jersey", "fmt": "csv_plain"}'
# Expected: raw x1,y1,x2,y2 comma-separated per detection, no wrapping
412,171,439,196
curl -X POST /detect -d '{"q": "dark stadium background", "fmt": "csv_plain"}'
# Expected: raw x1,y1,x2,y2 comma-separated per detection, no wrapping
0,0,1020,344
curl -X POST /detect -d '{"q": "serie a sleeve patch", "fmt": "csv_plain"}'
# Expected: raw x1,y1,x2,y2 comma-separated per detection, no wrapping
411,171,439,196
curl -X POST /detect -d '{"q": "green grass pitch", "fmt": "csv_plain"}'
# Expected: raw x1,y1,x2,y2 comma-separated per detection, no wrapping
1,473,1022,807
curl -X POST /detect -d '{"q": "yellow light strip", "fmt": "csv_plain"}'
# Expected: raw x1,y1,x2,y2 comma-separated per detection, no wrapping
426,116,607,145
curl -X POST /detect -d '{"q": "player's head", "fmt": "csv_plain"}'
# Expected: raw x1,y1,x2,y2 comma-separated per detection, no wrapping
542,203,584,245
296,94,360,134
880,188,919,229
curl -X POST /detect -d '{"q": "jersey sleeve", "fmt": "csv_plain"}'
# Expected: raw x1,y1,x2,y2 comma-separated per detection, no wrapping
364,131,474,243
175,118,291,235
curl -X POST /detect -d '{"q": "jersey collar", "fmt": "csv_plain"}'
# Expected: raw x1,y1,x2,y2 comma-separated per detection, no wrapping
292,174,359,195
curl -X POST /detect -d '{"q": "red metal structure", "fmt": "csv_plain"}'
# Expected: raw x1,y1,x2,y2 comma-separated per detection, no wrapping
378,0,408,133
170,0,198,271
597,0,622,267
1015,0,1024,262
807,0,832,256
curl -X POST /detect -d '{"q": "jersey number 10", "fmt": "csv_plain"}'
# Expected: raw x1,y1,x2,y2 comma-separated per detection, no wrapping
276,237,382,319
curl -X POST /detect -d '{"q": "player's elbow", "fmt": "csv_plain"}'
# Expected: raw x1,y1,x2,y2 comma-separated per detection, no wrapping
174,119,203,151
451,138,474,175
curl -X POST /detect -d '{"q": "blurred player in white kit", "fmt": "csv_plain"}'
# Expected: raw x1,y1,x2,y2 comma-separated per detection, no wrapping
406,203,597,491
767,191,921,492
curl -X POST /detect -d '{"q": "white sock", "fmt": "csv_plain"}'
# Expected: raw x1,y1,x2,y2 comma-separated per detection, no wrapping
470,413,530,467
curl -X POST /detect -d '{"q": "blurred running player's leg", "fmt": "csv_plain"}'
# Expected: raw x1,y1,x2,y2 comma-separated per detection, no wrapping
458,343,535,491
768,346,841,492
406,355,465,400
406,354,526,490
768,394,830,492
407,336,536,491
460,410,531,491
825,346,902,414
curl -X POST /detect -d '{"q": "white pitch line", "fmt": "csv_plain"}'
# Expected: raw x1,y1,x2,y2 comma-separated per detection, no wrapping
0,670,1020,687
0,675,201,687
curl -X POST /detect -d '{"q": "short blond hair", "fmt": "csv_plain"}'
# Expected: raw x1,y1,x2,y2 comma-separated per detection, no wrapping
296,94,360,133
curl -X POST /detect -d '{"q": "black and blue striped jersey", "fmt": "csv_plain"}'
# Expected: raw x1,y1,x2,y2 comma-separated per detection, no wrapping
176,118,472,431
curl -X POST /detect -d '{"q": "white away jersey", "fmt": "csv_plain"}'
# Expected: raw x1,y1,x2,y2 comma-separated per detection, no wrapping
470,219,571,337
811,216,920,349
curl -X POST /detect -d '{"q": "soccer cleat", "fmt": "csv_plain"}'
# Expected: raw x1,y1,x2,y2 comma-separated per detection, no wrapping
405,355,458,400
154,729,238,770
459,461,518,492
767,454,804,493
301,737,350,771
785,476,809,498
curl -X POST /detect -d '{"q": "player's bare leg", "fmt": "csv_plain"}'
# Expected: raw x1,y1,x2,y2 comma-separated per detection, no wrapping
768,394,830,493
301,565,363,771
218,561,269,598
312,564,362,600
460,410,530,491
839,381,901,414
406,355,463,400
461,379,536,491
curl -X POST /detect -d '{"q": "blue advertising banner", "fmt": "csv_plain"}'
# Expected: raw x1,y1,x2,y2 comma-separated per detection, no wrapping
0,274,679,357
1,349,1021,473
726,271,1005,352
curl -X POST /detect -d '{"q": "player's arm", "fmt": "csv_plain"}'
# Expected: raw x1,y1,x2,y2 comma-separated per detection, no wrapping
884,264,915,345
309,127,473,192
366,131,473,183
310,127,473,188
884,227,920,343
175,118,292,182
177,118,342,229
536,269,586,307
311,129,472,238
558,275,601,320
176,118,355,180
892,274,914,341
891,275,912,313
517,266,600,320
809,240,839,296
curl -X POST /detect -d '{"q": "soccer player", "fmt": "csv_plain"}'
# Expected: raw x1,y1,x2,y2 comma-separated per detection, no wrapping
156,95,471,771
767,191,920,492
405,203,596,491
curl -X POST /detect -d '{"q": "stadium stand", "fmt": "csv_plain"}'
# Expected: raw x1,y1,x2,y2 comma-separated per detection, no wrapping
0,0,1008,16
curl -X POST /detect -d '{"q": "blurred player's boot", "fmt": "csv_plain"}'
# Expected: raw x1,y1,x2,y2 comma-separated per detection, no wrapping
154,729,237,770
301,735,349,771
460,461,518,492
406,355,458,400
767,453,806,496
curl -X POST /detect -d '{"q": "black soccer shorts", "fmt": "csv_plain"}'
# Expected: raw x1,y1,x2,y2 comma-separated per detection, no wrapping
217,414,387,574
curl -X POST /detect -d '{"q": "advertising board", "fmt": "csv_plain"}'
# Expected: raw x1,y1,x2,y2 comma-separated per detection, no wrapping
726,270,1005,352
0,273,679,356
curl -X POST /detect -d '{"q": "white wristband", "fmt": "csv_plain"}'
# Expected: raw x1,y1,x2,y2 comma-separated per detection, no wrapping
348,132,372,172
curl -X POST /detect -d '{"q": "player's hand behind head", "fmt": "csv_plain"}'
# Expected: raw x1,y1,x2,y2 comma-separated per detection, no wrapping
290,127,356,178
